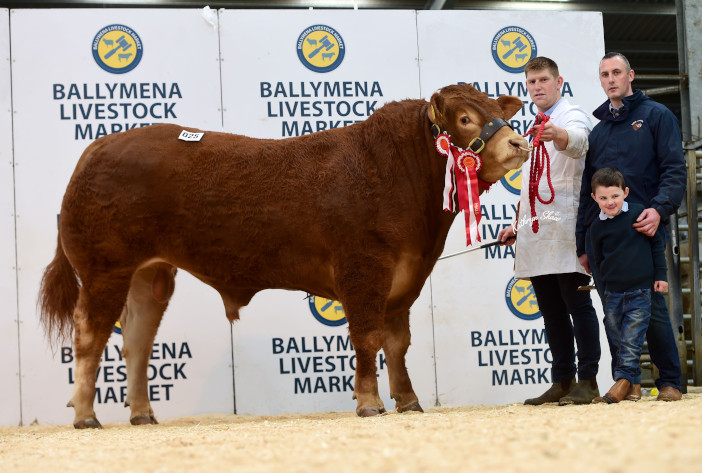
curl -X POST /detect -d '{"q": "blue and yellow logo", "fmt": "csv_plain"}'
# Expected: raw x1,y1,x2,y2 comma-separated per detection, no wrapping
308,295,347,326
500,168,523,195
113,321,122,335
505,277,541,320
296,25,345,73
92,24,143,74
491,26,536,73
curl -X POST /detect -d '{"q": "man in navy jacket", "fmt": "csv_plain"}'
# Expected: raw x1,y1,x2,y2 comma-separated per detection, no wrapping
575,52,686,401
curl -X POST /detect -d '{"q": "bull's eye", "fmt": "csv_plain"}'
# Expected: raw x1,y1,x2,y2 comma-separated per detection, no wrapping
461,117,470,124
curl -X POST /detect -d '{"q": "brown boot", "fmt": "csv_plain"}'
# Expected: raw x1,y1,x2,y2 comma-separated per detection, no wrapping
624,383,641,401
524,378,575,405
657,386,682,401
592,378,630,404
559,378,599,405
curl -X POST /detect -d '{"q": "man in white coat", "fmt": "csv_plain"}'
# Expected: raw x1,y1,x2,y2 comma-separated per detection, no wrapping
498,57,601,405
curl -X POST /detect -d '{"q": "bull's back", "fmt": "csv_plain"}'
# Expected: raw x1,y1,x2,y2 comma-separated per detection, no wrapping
59,124,396,284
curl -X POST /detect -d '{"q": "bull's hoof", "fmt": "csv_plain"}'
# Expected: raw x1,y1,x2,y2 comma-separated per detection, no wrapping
356,406,385,417
397,401,424,413
74,417,103,429
130,414,158,425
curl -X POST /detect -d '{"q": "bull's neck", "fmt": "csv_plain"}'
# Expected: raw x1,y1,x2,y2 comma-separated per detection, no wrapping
419,104,460,260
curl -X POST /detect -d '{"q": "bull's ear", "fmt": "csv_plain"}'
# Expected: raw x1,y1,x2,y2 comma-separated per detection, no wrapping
496,95,524,119
428,93,443,125
428,104,438,124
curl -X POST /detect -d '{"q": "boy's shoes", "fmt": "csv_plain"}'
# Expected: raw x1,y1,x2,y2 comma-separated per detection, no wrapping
624,383,641,401
524,378,575,405
657,386,682,401
592,378,630,404
559,378,599,405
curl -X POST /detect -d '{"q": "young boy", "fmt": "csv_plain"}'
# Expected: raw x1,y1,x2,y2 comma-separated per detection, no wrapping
589,167,668,403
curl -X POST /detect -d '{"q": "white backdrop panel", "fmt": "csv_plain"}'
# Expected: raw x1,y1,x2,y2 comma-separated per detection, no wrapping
0,8,21,427
432,187,611,406
11,8,231,426
416,10,612,405
219,9,436,414
220,9,421,138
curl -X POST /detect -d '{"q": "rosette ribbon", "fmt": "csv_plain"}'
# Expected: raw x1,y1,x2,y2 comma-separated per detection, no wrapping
435,132,483,246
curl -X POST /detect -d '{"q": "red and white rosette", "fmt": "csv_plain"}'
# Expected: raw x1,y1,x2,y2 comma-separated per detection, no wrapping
456,149,483,174
435,133,456,212
434,133,483,246
455,149,483,246
435,133,451,156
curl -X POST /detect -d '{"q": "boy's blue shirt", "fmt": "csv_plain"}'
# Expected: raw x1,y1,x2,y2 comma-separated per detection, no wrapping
599,201,629,220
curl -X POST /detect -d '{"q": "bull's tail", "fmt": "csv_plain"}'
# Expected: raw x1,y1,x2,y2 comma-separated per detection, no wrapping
38,231,80,344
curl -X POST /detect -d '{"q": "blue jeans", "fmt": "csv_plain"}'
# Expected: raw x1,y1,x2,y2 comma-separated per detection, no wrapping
586,227,682,390
530,272,601,383
603,289,652,383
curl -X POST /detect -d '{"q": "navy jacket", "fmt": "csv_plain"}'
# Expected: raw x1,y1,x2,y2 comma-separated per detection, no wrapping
576,90,686,256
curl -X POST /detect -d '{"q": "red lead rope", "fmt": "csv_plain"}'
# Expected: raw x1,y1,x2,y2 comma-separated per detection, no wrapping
524,113,554,233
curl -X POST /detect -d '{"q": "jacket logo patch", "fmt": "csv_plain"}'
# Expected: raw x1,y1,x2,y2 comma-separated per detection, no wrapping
632,119,643,131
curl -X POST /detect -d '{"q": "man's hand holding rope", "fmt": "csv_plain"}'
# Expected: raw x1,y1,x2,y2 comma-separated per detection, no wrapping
529,120,569,150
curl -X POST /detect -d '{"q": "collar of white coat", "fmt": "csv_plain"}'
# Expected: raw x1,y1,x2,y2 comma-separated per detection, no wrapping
543,97,565,117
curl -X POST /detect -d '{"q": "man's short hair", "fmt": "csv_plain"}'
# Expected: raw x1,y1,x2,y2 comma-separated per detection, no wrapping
592,167,627,192
601,51,632,72
524,56,559,79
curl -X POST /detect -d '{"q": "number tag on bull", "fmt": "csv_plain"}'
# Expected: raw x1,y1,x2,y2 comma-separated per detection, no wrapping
178,130,204,142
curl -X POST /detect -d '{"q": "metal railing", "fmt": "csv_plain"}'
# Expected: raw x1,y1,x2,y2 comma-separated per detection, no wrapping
641,146,701,390
683,147,702,385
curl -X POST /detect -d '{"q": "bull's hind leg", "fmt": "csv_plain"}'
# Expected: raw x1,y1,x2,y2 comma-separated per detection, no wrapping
383,310,423,413
120,263,175,425
70,276,131,429
337,260,391,417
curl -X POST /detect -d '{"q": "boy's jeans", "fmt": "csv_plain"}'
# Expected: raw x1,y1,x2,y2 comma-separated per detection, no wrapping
586,227,681,390
603,289,652,384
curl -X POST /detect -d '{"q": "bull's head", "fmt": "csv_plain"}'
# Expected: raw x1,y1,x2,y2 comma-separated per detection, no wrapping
428,84,529,184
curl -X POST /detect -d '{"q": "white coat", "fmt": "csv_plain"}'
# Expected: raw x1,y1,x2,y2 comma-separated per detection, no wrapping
514,98,592,279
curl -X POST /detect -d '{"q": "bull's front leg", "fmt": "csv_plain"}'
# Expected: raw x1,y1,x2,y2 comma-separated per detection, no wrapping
383,309,423,413
337,261,391,417
349,324,386,417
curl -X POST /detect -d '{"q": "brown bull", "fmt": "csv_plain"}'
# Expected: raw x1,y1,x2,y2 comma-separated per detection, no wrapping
39,84,529,428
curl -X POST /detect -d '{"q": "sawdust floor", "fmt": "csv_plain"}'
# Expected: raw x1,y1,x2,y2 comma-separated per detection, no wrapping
2,389,702,473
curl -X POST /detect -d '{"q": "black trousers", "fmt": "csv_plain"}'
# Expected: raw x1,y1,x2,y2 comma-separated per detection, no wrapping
530,272,601,383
